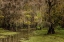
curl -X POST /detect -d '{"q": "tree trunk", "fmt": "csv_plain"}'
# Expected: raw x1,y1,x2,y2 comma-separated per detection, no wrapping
47,23,55,34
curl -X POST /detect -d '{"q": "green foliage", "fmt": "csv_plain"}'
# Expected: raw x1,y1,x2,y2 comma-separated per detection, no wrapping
36,11,42,18
55,25,64,30
24,21,31,25
37,26,40,29
55,25,62,30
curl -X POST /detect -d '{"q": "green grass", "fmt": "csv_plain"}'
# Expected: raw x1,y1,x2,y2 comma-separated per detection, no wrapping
21,29,64,42
0,28,19,36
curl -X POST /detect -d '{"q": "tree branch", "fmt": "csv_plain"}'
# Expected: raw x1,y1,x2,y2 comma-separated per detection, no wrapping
51,0,56,6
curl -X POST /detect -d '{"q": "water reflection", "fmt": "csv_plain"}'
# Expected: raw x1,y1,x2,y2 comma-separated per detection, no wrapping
0,28,35,42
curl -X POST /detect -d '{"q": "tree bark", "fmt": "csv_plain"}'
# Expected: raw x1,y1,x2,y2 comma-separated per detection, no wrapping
46,0,56,34
47,23,55,34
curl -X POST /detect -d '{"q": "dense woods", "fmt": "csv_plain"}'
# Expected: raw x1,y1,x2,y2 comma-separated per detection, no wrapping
0,0,64,33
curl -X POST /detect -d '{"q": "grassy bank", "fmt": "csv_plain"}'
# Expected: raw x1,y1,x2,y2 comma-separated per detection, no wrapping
21,29,64,42
0,28,19,38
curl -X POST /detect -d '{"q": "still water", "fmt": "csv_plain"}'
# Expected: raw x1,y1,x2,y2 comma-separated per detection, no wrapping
0,29,35,42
